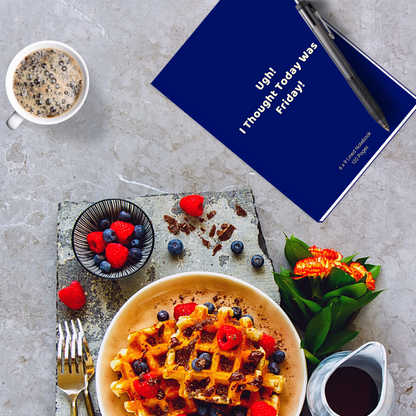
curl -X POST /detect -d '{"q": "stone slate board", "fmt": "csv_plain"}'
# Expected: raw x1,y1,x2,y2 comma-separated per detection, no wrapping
55,188,281,416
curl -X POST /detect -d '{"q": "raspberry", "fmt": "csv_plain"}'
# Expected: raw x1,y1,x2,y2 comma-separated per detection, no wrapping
251,401,277,416
110,221,134,245
87,231,106,253
217,325,242,350
133,372,159,398
105,243,129,269
179,194,204,217
259,333,277,357
173,302,197,321
58,281,86,310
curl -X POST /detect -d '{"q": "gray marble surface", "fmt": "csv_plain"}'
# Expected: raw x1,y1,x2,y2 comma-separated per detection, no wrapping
1,0,416,415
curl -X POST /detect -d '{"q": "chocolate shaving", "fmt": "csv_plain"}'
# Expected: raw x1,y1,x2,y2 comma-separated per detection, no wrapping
212,243,222,256
203,386,215,397
248,350,264,367
180,222,191,235
247,376,263,388
201,237,210,248
209,224,216,238
235,204,247,217
207,210,217,219
163,215,176,225
218,224,236,241
169,337,182,349
228,370,246,382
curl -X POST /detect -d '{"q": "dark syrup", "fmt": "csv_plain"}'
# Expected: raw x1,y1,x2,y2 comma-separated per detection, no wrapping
325,366,379,416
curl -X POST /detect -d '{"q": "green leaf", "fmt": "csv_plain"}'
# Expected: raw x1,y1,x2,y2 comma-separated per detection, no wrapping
274,273,314,324
280,291,309,329
301,297,322,314
279,267,292,277
320,283,367,307
364,264,382,279
303,348,321,366
356,289,384,309
355,256,369,265
341,253,359,264
315,330,360,356
326,267,356,292
284,235,312,269
329,296,359,332
304,305,332,354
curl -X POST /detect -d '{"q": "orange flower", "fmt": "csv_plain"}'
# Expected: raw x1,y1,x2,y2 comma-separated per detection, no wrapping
348,262,375,291
309,245,343,263
335,262,352,275
294,257,333,279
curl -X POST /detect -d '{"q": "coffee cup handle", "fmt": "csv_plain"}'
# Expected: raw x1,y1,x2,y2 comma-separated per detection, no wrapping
6,111,24,130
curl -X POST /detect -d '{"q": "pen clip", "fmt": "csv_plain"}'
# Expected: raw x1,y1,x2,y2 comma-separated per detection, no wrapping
313,9,335,39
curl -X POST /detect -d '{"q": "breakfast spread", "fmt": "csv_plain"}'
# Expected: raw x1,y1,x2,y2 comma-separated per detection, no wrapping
110,303,286,416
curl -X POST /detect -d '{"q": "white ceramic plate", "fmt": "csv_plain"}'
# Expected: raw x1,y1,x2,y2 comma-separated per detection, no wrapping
96,272,307,416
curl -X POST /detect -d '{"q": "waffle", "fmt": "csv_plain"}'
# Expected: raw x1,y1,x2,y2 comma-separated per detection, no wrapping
163,305,284,407
110,319,197,416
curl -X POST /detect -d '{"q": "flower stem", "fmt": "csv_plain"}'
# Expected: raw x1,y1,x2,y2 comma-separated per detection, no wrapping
310,277,323,301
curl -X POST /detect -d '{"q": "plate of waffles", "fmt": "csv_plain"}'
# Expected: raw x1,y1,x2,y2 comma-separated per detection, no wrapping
96,272,307,416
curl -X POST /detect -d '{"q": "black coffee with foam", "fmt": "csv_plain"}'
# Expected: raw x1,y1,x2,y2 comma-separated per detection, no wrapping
13,48,83,118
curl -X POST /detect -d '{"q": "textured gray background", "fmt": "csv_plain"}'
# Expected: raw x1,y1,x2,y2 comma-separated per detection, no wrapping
1,0,416,415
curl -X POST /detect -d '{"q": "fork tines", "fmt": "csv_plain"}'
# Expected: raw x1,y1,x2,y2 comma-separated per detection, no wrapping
57,320,84,375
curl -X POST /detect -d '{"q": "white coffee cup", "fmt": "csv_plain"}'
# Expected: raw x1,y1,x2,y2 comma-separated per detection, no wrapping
5,40,89,129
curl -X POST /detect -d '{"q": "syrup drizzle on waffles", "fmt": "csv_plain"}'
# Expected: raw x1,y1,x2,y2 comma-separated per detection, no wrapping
110,305,285,416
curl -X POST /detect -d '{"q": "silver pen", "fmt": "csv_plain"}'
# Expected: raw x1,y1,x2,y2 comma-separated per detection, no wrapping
295,0,390,132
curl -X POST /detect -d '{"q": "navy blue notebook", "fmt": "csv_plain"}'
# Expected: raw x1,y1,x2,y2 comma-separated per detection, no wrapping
152,0,416,222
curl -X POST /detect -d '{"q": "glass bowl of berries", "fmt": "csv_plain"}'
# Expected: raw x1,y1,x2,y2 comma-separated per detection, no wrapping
72,198,155,279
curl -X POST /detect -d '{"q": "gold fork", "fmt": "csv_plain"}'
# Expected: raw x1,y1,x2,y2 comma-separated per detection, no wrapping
77,319,96,416
57,321,87,416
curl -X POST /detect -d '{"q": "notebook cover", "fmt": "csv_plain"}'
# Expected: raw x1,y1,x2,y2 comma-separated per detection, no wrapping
152,0,416,222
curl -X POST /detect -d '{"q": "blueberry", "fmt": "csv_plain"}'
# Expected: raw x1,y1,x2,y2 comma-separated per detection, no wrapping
242,314,254,324
231,240,244,254
130,239,141,248
168,239,183,255
100,261,111,273
99,219,109,232
197,403,210,416
93,253,105,266
129,248,142,262
268,361,281,375
204,302,215,314
251,254,264,268
191,358,205,372
133,224,145,239
103,228,117,242
157,310,169,321
272,349,286,364
232,307,242,320
132,359,148,375
119,210,131,222
199,352,212,368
